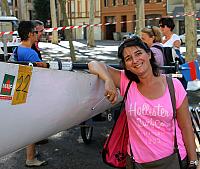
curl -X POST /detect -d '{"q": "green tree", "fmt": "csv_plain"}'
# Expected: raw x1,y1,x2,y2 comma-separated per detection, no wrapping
58,0,76,62
184,0,197,61
33,0,51,25
87,0,95,47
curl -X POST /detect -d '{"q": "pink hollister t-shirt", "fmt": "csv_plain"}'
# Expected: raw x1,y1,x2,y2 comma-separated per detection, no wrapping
120,71,187,163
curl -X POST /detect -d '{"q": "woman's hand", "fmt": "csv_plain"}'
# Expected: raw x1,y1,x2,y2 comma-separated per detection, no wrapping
104,79,118,104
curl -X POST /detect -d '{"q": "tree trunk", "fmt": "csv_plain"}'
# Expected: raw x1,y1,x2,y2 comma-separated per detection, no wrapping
2,0,11,16
58,0,76,62
184,0,197,61
87,0,95,47
50,0,59,44
135,0,145,35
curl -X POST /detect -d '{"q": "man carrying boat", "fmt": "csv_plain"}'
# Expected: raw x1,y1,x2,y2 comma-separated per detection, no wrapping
12,20,48,167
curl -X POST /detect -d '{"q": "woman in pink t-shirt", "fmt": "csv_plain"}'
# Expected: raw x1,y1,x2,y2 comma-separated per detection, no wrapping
88,36,198,169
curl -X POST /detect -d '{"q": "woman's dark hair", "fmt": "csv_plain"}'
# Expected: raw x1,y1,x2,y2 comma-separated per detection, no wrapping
18,21,35,41
159,18,175,31
118,36,159,83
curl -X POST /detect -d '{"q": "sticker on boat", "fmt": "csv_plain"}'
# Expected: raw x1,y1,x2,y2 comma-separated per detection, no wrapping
12,65,32,105
0,74,15,100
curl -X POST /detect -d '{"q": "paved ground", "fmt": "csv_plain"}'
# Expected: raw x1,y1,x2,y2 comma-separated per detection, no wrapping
0,40,200,169
40,40,121,64
0,121,115,169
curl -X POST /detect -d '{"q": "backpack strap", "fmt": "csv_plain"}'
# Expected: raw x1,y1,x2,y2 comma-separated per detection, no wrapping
152,44,163,53
166,76,178,149
14,46,18,61
166,76,176,118
166,76,182,168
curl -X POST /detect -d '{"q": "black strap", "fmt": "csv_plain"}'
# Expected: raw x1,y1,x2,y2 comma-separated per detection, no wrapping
120,80,132,111
166,76,182,168
166,76,179,151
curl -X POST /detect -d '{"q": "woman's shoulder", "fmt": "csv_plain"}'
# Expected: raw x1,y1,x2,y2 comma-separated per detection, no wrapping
151,43,163,51
152,42,163,47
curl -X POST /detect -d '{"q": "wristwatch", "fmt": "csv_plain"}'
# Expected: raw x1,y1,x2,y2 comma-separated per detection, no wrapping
189,160,199,167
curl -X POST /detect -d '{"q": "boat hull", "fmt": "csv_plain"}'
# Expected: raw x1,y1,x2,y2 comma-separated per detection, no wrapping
0,62,115,157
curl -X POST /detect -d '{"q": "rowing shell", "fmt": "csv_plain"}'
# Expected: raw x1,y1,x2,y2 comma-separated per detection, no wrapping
0,62,117,158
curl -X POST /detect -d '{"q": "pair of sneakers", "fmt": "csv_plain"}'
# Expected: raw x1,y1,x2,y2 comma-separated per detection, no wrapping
26,158,48,167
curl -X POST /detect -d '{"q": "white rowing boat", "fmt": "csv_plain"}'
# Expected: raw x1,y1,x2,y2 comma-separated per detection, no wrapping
0,61,117,158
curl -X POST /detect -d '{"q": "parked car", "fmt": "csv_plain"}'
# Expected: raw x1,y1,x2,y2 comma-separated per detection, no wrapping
179,30,200,46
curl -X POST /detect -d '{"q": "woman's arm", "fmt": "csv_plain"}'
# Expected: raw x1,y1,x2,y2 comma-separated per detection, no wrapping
88,61,121,104
176,96,198,163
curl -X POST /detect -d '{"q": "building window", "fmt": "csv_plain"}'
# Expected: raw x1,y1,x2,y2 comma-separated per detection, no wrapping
28,0,31,2
156,0,162,2
145,0,150,3
112,0,116,6
123,0,128,5
104,0,108,7
196,0,200,3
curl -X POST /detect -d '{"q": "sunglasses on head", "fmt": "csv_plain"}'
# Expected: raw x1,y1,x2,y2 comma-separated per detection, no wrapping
119,35,141,47
118,35,146,54
146,25,156,36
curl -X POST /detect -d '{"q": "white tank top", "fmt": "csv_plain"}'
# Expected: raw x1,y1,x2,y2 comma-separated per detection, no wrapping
163,34,180,47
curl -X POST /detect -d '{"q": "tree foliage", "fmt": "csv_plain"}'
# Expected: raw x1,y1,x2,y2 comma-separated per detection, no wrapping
33,0,51,25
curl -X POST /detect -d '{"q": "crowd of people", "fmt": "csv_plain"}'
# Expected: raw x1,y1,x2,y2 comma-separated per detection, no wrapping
11,17,199,169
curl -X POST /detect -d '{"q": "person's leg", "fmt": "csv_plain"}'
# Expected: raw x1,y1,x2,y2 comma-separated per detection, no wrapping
26,144,35,160
25,144,48,167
